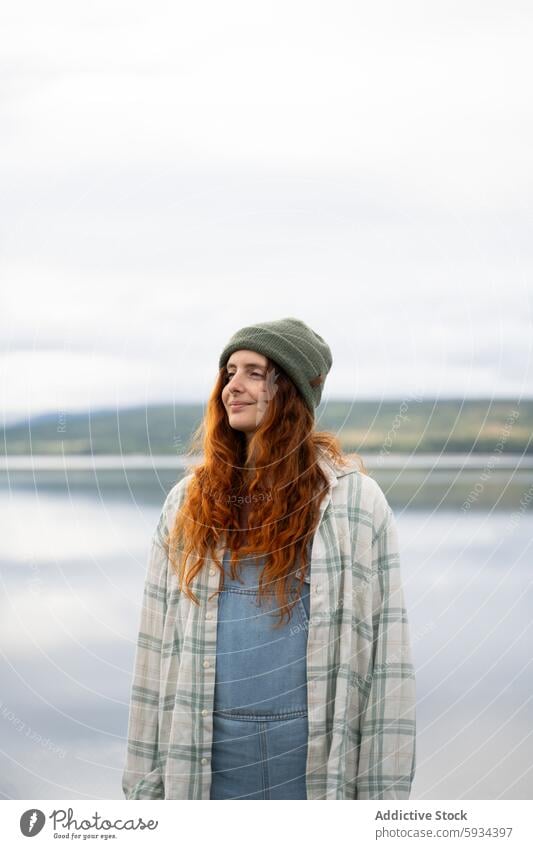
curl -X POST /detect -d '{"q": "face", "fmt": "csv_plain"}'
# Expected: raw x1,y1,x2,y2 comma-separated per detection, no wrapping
221,349,278,440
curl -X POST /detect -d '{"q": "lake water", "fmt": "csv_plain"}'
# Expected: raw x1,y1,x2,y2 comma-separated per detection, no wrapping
0,460,532,800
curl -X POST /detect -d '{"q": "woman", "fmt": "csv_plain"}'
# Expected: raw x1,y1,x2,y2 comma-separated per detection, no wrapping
122,316,416,800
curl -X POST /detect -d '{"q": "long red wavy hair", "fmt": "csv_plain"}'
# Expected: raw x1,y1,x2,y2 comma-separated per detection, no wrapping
164,357,367,628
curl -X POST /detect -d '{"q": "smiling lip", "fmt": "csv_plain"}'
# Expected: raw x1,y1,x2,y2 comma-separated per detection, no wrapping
229,403,252,410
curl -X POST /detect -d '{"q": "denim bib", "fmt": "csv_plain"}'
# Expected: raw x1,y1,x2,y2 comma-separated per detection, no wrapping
210,548,311,799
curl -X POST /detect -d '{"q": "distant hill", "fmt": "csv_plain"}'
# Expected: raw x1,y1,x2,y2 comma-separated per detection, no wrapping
2,398,532,455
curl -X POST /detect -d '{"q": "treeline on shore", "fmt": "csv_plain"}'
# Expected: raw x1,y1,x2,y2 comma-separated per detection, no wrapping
3,398,531,455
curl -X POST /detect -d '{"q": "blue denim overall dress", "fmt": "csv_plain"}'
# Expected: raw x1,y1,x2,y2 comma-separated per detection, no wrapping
210,548,311,800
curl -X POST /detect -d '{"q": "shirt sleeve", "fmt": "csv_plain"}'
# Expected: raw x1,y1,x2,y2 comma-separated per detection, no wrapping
356,500,417,799
122,521,169,800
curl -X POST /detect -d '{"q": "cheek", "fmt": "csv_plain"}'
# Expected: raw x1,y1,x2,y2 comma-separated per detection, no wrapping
250,382,263,399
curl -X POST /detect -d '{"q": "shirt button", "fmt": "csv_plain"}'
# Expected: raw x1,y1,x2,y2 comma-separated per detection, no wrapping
315,585,321,594
203,659,210,668
201,709,208,716
206,612,212,620
209,568,216,576
201,757,209,765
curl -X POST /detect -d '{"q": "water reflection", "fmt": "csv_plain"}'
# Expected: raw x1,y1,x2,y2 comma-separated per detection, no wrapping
0,468,532,799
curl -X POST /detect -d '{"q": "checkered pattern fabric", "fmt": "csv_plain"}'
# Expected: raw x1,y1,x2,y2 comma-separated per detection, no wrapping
122,450,416,799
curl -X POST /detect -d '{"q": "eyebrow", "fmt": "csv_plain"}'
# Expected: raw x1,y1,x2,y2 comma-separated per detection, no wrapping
226,362,266,370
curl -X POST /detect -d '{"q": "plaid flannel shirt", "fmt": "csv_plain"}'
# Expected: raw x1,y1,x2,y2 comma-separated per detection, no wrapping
122,450,416,799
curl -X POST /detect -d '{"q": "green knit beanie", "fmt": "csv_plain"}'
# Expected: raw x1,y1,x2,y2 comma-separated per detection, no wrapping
218,316,332,414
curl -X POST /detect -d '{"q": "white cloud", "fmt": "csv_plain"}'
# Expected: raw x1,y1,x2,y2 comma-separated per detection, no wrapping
1,1,532,419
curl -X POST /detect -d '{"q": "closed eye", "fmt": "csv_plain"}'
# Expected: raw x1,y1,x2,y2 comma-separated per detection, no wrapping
225,371,264,379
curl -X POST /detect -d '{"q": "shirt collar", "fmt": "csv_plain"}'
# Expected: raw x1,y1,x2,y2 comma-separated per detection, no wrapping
315,446,359,488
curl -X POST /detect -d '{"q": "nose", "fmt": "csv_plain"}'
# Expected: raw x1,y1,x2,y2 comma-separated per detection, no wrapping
226,372,244,392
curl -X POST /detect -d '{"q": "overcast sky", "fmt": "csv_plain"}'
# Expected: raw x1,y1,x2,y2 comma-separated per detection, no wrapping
1,1,532,425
